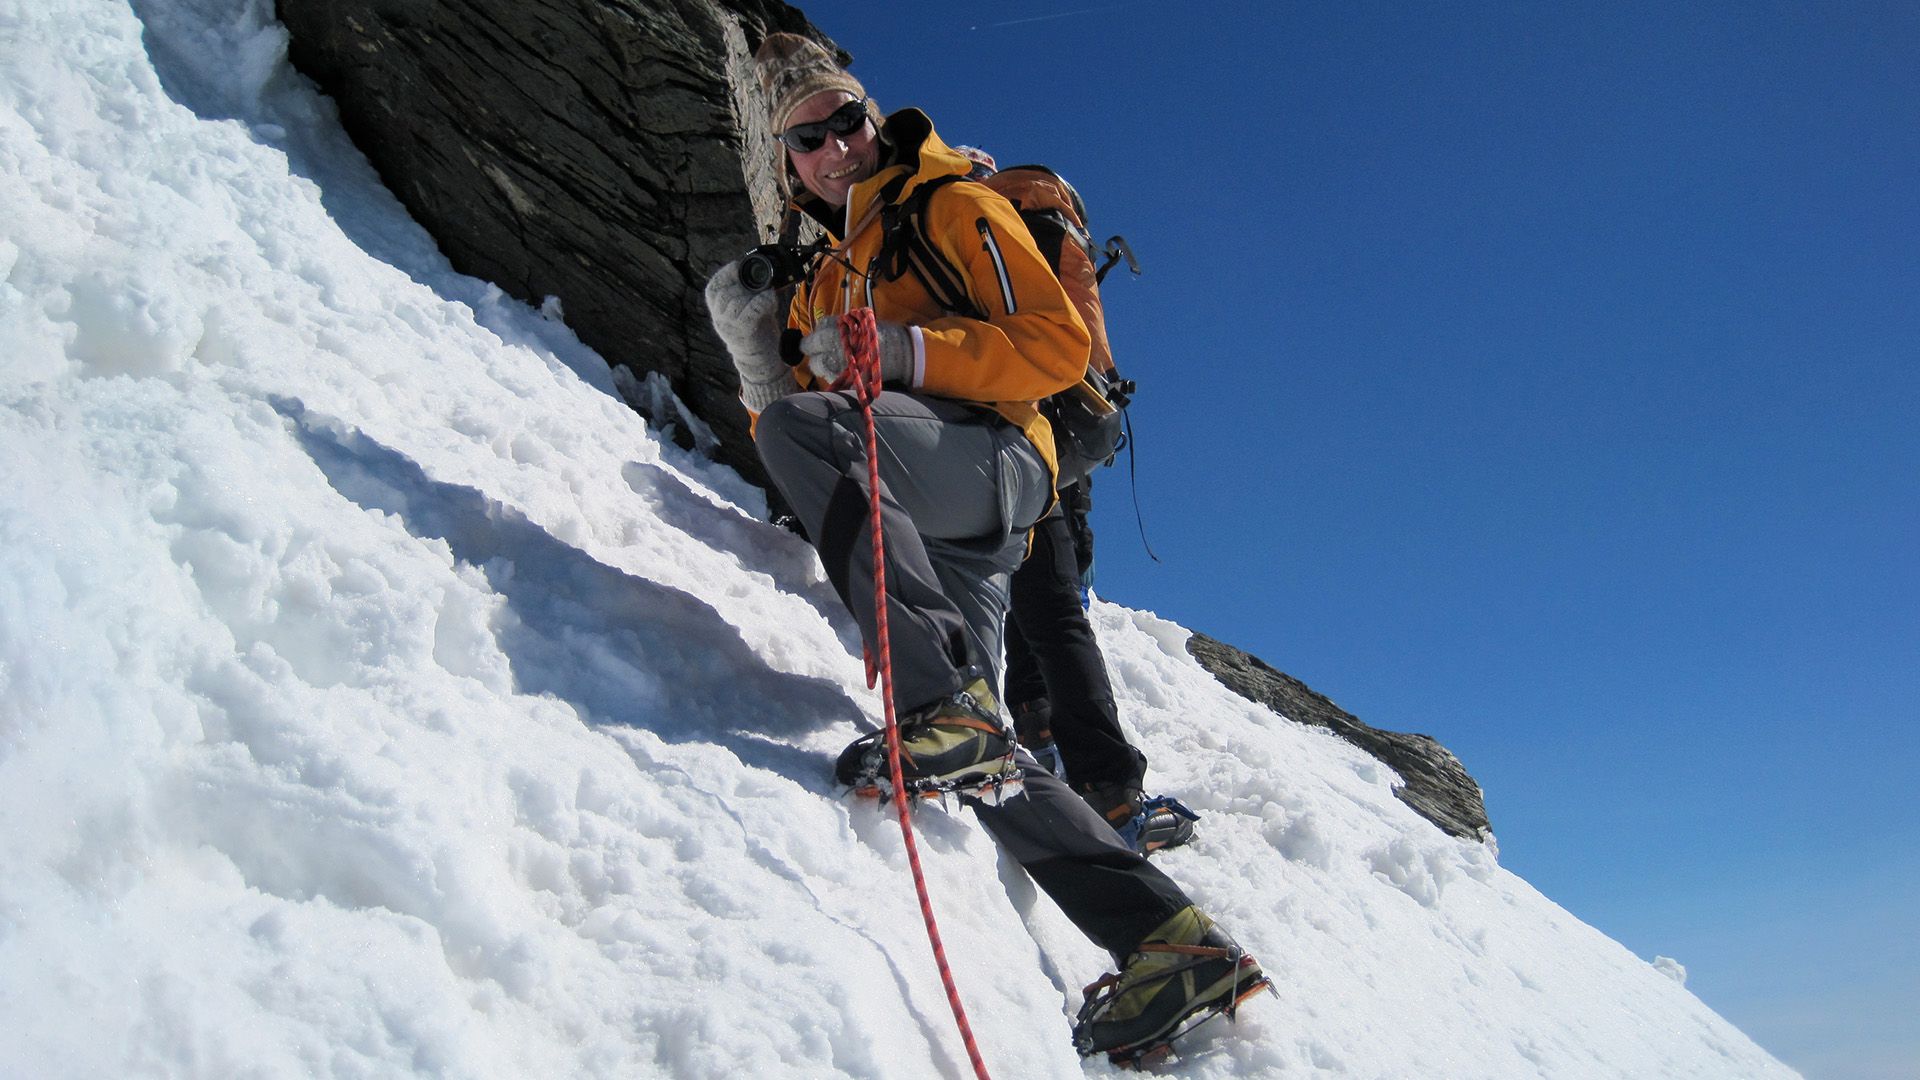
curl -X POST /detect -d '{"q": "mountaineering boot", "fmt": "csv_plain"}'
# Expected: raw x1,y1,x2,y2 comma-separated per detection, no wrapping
1077,779,1198,855
1077,776,1143,825
1072,905,1271,1064
834,675,1020,797
1012,700,1065,779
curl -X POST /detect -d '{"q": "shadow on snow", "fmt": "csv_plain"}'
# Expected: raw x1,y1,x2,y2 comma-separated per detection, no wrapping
274,396,858,791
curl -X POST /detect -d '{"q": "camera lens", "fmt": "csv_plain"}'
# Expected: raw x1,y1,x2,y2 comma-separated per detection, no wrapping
738,252,777,292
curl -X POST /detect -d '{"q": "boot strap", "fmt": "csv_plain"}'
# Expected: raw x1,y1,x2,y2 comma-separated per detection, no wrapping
1079,944,1238,1001
921,714,1003,737
1138,943,1234,959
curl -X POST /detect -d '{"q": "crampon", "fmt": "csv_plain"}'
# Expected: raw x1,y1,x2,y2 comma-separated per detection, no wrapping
846,757,1026,806
1073,942,1274,1067
1118,794,1201,855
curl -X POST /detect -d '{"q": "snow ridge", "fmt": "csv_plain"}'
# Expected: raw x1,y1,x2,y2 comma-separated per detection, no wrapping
0,1,1797,1076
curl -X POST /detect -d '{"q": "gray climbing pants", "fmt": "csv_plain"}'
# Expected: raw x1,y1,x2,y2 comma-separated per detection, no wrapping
755,390,1051,714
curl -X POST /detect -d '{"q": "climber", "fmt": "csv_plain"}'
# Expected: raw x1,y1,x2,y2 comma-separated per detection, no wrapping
699,33,1266,1060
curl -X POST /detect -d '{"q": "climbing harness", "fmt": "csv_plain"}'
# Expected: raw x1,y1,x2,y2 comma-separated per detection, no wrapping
831,307,994,1080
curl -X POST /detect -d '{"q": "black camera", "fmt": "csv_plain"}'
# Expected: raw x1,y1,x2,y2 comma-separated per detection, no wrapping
737,238,828,292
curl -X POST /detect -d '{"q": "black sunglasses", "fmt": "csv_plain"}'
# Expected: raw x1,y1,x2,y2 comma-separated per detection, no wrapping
780,98,870,154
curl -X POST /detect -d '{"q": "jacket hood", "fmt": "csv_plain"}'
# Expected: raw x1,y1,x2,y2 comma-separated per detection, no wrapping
791,108,972,239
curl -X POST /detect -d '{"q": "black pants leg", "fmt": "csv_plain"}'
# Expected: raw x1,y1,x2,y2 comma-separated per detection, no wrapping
967,753,1191,963
1005,504,1147,788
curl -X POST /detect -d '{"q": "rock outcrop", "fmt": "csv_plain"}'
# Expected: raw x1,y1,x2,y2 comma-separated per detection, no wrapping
276,0,829,486
1186,633,1492,840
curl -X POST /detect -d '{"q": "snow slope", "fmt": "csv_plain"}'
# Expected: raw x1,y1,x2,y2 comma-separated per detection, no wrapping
0,1,1799,1076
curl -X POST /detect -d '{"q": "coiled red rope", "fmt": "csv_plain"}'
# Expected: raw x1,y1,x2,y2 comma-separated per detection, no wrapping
832,307,992,1080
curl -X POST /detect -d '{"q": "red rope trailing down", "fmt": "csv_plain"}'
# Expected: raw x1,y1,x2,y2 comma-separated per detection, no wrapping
831,307,993,1080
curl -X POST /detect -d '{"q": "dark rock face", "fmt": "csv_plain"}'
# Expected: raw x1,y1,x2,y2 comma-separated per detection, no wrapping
275,0,825,486
1186,632,1492,841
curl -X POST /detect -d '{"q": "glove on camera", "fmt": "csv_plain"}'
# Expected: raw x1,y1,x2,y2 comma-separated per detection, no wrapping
799,319,914,386
704,260,792,414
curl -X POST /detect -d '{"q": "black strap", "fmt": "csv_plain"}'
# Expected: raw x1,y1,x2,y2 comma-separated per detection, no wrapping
875,174,985,320
1120,405,1159,563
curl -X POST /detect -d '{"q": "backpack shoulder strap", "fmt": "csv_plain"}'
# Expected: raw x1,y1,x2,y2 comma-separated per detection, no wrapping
875,174,987,321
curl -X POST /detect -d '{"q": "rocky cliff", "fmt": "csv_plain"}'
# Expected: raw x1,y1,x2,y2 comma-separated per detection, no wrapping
276,0,1493,841
276,0,827,487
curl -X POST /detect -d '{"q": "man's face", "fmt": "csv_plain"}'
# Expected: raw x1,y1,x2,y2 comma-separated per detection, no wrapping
785,91,878,209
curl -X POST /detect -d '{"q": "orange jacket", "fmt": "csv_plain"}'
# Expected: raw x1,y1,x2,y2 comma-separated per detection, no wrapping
780,110,1090,478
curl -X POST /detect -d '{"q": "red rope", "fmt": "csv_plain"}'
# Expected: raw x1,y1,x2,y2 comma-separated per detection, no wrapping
832,308,993,1080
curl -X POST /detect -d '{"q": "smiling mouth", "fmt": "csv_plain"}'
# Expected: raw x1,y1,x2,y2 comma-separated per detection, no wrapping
824,164,862,181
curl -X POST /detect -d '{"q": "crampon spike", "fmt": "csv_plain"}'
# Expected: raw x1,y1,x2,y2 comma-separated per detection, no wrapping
851,760,1026,806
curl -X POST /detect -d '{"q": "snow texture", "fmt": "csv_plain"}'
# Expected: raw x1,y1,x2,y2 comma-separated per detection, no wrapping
0,1,1799,1077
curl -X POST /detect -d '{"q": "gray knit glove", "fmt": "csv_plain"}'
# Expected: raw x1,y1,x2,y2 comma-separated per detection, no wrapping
704,260,792,414
798,320,915,386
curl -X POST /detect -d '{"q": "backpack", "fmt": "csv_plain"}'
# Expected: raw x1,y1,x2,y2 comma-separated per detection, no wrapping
876,164,1139,489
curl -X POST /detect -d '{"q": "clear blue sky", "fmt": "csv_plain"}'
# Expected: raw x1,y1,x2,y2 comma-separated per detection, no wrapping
794,3,1918,1076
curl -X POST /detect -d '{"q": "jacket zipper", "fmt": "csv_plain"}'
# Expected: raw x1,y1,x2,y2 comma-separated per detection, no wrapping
976,217,1018,315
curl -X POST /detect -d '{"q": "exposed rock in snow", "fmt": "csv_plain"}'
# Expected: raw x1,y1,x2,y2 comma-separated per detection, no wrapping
1186,631,1492,841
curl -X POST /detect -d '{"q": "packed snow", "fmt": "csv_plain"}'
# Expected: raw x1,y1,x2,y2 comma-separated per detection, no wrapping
0,1,1801,1076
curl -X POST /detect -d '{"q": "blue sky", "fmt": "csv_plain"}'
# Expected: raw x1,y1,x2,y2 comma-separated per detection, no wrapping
793,2,1918,1076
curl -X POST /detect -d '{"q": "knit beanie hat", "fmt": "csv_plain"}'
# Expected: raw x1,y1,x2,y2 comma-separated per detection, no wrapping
754,33,868,138
953,144,999,179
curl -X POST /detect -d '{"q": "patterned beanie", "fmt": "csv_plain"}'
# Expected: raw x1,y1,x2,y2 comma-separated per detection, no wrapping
953,145,999,179
754,33,868,137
